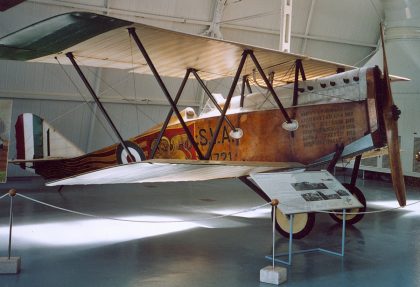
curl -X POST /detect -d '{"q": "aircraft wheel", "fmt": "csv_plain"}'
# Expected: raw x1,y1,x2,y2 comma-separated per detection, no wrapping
271,208,315,239
116,141,146,164
329,183,366,225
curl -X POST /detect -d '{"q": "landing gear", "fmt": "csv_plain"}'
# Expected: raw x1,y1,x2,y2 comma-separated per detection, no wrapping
271,208,315,239
328,153,366,225
329,183,366,225
240,176,317,239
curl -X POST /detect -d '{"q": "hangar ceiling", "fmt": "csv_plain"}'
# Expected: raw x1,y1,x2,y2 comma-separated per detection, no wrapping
2,0,383,63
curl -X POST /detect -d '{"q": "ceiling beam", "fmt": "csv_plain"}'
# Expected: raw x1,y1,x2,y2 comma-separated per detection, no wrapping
279,0,292,52
29,0,211,26
293,33,377,48
300,0,316,54
202,0,227,39
29,0,377,49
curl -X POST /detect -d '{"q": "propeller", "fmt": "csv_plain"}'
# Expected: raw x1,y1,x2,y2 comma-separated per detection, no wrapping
380,23,406,207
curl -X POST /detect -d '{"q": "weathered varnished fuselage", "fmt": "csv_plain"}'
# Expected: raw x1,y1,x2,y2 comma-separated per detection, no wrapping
31,67,385,179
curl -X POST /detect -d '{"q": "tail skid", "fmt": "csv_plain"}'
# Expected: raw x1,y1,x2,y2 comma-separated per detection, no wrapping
15,113,84,170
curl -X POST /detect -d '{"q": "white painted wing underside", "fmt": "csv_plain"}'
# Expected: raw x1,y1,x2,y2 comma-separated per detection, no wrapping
30,21,356,86
46,161,303,186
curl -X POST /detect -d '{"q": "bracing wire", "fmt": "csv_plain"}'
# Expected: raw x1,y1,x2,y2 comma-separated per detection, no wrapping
54,57,117,144
130,33,145,134
82,66,158,126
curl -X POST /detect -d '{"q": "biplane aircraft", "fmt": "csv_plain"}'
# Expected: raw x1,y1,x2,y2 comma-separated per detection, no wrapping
0,12,407,239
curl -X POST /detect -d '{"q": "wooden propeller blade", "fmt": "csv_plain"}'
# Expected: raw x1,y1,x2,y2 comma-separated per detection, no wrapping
380,23,406,207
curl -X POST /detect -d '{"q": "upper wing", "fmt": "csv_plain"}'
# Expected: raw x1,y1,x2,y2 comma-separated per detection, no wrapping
0,12,359,86
46,159,303,186
0,12,409,86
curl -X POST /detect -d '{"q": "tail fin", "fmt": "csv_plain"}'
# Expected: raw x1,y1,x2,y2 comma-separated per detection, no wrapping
15,113,84,170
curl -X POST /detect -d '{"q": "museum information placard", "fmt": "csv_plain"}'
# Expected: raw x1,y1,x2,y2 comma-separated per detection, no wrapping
251,170,363,215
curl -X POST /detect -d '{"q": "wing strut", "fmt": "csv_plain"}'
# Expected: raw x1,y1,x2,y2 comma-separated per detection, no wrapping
150,68,193,159
249,51,292,124
128,27,205,160
350,154,362,188
240,76,246,108
204,50,249,159
65,52,134,161
292,59,306,107
149,66,245,159
239,176,271,202
128,27,297,160
326,143,344,173
239,75,252,108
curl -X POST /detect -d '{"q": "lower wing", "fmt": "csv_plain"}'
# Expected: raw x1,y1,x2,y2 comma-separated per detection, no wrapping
46,160,303,186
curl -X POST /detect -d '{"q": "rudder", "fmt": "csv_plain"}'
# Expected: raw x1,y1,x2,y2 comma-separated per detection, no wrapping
15,113,84,170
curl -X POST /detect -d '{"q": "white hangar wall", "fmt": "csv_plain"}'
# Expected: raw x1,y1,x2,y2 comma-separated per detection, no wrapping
1,0,418,178
361,0,420,178
384,0,420,178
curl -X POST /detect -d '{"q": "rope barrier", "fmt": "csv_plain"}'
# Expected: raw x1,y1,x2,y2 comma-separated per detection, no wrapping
4,191,419,219
15,193,271,223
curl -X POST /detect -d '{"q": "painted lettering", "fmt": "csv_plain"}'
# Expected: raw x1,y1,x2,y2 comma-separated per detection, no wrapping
300,108,357,148
221,126,230,143
199,129,207,146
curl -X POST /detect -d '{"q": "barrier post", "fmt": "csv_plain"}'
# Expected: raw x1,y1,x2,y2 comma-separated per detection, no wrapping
0,189,21,274
260,199,287,285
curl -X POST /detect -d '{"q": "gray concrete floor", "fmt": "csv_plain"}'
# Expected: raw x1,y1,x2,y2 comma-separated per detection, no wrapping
0,175,419,287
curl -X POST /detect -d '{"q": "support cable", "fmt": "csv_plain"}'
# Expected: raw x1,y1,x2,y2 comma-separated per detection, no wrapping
191,69,237,132
249,51,292,124
82,65,159,126
65,52,135,161
54,57,117,145
130,33,142,134
204,50,249,159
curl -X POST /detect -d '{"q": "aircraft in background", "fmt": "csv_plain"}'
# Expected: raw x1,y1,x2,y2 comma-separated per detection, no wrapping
0,12,407,238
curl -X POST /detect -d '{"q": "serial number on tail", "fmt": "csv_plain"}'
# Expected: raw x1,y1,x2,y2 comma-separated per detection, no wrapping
210,152,232,161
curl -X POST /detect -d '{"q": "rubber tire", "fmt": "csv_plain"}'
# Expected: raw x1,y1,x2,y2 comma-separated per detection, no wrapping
271,208,316,239
329,183,366,225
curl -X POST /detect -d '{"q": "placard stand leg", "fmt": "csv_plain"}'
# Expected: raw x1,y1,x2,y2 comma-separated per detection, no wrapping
266,209,346,266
